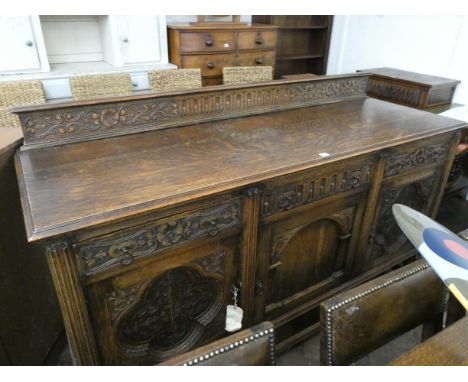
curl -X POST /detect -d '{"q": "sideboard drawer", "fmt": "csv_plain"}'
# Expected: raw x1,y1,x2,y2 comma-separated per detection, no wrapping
237,30,278,50
237,51,275,67
180,31,236,53
182,53,234,77
74,199,242,277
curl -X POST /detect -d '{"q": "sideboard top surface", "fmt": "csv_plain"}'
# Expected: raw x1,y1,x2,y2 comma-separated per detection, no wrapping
16,97,466,241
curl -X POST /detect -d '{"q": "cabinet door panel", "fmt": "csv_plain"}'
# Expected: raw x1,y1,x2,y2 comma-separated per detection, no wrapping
84,236,239,365
365,167,443,268
256,194,365,320
114,16,163,64
0,16,41,72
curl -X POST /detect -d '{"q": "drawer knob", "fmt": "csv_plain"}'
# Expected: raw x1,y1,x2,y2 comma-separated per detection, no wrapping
122,37,129,43
255,58,264,65
25,40,33,47
205,39,214,47
255,38,263,45
207,62,215,69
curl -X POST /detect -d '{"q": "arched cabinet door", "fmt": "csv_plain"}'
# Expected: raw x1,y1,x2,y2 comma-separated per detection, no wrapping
83,235,241,365
254,192,366,326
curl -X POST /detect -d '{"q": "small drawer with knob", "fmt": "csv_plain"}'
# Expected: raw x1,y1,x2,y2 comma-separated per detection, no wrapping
237,31,278,50
238,51,275,67
179,32,235,53
181,53,235,77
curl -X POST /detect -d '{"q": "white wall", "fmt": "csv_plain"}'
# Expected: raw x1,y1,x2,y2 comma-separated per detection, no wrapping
327,16,468,105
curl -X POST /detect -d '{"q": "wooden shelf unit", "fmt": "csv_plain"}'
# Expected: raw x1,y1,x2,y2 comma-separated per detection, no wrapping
252,15,333,78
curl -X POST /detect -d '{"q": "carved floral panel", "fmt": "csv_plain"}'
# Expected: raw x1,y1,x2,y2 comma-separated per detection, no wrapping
76,201,240,275
18,76,368,147
261,163,373,217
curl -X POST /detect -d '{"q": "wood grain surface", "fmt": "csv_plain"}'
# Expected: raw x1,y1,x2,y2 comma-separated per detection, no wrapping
16,98,466,241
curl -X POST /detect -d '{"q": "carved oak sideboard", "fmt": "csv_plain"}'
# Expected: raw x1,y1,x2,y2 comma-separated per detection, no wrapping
13,74,466,365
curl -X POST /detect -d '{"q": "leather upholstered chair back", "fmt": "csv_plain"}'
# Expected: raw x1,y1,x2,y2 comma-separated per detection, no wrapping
320,259,448,365
160,321,275,366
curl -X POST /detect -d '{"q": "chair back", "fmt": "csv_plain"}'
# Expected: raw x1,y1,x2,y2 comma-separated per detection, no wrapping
320,259,447,365
223,66,273,85
148,69,202,92
160,321,275,366
70,73,133,101
0,80,45,128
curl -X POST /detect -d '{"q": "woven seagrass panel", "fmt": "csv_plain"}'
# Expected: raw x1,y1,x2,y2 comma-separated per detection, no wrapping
223,66,273,85
148,69,202,92
0,80,45,128
70,73,133,101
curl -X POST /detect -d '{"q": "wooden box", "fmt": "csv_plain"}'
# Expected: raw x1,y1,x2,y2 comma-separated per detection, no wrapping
359,67,460,109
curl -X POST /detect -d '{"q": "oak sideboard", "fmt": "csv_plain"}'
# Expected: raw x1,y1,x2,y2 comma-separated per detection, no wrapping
13,74,466,365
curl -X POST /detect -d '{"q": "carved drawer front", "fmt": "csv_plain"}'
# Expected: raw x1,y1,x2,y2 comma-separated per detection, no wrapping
365,168,443,268
255,193,365,322
180,31,236,53
237,31,278,50
261,161,373,218
383,137,451,177
85,237,239,365
75,199,242,276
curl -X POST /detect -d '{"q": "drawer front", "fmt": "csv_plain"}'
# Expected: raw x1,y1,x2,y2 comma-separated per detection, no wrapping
182,53,235,77
237,51,275,67
180,31,235,53
383,136,452,178
261,160,374,219
74,199,242,276
237,30,277,50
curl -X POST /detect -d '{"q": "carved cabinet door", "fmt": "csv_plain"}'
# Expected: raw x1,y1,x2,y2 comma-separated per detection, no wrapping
254,192,366,325
363,166,444,270
83,236,239,365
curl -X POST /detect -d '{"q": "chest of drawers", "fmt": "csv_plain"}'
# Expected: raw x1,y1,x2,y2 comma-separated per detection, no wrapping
168,24,278,86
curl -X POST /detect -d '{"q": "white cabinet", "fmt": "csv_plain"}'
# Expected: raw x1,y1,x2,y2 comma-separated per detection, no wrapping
0,16,49,73
0,16,170,75
110,16,168,66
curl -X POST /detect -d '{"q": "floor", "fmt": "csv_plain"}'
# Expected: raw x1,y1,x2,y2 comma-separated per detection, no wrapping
55,191,468,366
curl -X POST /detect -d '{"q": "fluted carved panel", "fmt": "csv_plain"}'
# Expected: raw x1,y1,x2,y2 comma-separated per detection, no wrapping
76,201,240,275
16,76,368,147
261,163,373,217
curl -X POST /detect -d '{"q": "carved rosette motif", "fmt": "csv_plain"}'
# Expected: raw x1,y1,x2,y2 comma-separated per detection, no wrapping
114,266,224,364
367,79,421,106
384,143,450,176
370,177,437,260
192,251,226,276
19,77,368,147
76,201,241,275
261,164,372,217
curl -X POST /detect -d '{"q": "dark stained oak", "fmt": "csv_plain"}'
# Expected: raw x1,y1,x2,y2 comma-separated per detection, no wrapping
16,98,466,241
13,75,468,364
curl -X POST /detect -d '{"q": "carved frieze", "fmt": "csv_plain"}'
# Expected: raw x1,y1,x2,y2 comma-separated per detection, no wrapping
76,201,241,275
17,76,368,147
261,163,373,217
384,142,450,176
367,79,421,106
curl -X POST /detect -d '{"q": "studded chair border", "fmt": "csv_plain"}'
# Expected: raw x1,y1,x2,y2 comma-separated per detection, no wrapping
324,262,431,365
